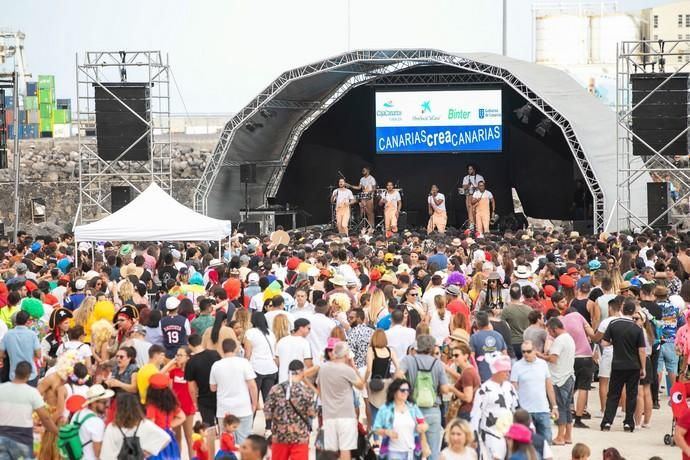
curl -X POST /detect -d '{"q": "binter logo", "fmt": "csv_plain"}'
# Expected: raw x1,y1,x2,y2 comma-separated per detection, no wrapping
421,100,432,114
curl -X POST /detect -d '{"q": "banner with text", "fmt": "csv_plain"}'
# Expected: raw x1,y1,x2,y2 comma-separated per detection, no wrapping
375,89,502,153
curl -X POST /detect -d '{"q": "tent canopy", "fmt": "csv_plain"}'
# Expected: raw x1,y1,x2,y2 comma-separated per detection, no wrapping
74,183,232,241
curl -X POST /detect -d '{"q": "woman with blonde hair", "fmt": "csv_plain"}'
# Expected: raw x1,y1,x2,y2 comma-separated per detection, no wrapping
428,295,451,345
72,296,97,343
329,292,351,331
440,418,476,460
232,308,252,338
468,272,484,305
117,280,135,306
90,319,116,365
272,313,290,343
367,289,387,326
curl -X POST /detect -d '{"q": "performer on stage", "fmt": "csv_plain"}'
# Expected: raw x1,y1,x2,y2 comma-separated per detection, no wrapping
346,166,377,228
462,164,484,228
332,178,356,234
379,181,402,236
427,184,447,234
471,180,496,236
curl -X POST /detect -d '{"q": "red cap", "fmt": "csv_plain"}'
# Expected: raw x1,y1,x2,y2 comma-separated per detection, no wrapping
149,373,170,390
559,274,576,289
59,275,71,284
43,294,59,306
224,278,242,300
25,280,38,293
287,257,301,271
567,266,578,275
544,285,556,298
370,268,382,281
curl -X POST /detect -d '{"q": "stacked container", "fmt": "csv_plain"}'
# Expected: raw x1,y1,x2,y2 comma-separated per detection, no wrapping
38,75,55,137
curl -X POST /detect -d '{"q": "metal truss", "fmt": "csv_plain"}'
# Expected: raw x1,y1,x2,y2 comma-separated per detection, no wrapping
76,50,172,224
370,72,503,86
195,49,604,232
615,39,690,231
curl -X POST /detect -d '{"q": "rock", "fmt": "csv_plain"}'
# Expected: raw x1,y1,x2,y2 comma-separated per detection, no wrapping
45,171,59,182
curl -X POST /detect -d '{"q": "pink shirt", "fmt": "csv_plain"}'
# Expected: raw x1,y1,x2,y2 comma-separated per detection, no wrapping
561,312,592,357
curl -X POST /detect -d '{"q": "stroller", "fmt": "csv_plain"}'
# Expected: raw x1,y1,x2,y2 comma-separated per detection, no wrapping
664,381,690,445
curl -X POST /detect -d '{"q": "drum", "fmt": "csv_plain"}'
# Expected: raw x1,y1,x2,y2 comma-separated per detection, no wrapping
357,192,373,201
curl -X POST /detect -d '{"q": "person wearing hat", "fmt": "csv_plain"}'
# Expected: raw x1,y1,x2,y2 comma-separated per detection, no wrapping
476,272,506,311
445,285,470,333
114,305,139,345
160,297,191,360
504,422,539,459
470,354,518,460
264,359,316,459
121,324,152,369
513,265,538,292
64,279,88,311
71,384,114,460
323,273,356,307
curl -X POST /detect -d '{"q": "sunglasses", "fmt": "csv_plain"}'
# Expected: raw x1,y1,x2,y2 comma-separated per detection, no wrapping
116,355,126,359
398,388,410,393
408,293,418,296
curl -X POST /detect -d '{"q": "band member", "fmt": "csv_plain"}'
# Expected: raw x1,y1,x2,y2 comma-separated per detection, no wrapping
427,184,447,234
462,164,484,228
379,181,402,236
471,180,496,236
332,178,355,234
346,166,377,228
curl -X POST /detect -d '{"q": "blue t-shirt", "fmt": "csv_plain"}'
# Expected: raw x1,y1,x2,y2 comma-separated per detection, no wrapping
0,326,40,380
469,329,507,382
428,253,448,271
658,301,685,342
64,293,86,311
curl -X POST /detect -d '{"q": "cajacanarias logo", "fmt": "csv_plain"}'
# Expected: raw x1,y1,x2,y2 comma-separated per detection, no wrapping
383,100,394,108
377,99,402,117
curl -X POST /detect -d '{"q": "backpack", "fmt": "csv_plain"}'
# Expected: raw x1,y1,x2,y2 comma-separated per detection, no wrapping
117,423,144,460
412,357,437,408
57,412,95,460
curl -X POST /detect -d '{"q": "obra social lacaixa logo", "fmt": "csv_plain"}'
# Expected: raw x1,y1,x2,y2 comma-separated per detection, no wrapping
420,100,431,114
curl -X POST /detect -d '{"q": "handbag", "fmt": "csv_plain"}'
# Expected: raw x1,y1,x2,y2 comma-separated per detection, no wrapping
446,397,463,422
368,377,385,392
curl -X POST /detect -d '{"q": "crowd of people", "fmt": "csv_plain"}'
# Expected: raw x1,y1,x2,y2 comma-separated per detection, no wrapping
0,225,688,459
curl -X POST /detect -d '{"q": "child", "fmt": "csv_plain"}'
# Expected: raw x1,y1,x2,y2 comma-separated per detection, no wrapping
439,418,477,460
215,414,240,460
192,421,209,460
571,443,590,460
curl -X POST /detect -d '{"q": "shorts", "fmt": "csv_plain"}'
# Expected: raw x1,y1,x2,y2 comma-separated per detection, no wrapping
324,418,358,451
198,400,217,425
658,341,680,374
554,376,575,425
640,357,654,385
574,357,593,390
599,353,612,379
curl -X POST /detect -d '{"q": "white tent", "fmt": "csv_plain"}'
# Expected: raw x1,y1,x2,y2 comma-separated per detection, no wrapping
74,183,232,241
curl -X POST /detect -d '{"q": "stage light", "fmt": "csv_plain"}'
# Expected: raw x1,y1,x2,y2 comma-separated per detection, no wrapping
245,121,265,133
260,109,276,119
513,104,532,124
535,119,553,137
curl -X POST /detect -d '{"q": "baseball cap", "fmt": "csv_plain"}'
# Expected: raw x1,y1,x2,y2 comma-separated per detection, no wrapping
445,285,460,297
166,297,181,310
131,324,147,335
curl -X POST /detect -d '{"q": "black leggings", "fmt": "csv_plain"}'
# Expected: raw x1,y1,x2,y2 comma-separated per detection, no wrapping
255,372,278,430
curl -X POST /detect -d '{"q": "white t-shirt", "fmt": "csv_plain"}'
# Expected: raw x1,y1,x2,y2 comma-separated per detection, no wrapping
244,328,278,375
422,286,446,315
382,191,401,207
510,358,551,413
333,189,355,206
429,309,451,346
385,325,416,361
462,173,485,190
547,333,576,386
209,356,257,418
290,303,315,319
275,335,312,382
359,175,377,191
388,408,416,452
597,315,618,358
471,190,494,201
57,340,93,363
249,291,265,311
307,313,337,365
0,320,7,343
73,408,105,460
100,419,170,460
265,310,294,333
428,193,446,212
130,338,152,369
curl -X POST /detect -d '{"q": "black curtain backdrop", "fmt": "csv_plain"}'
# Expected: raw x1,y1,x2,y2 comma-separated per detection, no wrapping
276,69,582,227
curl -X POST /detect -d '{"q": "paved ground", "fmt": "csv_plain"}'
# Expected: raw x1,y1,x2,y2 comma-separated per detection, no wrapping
180,380,680,459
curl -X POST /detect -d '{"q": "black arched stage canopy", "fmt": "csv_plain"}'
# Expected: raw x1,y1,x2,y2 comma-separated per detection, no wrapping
194,49,648,234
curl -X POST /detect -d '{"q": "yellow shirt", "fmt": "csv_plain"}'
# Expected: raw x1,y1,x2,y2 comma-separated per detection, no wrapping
0,306,19,329
137,363,159,404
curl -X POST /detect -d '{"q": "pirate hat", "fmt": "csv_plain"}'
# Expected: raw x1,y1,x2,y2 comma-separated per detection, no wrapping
49,308,73,330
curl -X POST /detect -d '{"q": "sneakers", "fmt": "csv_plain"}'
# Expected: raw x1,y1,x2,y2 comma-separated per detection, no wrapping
653,403,661,410
593,410,604,418
623,424,634,432
581,411,592,420
601,423,611,431
574,420,589,429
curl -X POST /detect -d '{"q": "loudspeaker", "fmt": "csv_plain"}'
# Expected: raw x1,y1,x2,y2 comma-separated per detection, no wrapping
238,221,261,235
240,164,257,184
648,182,670,228
397,211,408,230
572,219,594,235
94,83,151,161
111,186,133,213
631,73,689,156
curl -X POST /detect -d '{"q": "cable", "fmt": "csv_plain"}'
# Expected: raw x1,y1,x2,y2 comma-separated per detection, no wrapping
169,67,192,126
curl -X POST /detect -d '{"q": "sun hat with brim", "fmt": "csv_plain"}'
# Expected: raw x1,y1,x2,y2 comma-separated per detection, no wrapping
445,285,460,297
83,384,114,406
488,272,501,281
380,272,397,284
588,260,602,271
449,329,469,344
32,258,45,268
514,266,531,279
504,423,532,443
489,355,512,374
330,274,348,287
208,259,224,268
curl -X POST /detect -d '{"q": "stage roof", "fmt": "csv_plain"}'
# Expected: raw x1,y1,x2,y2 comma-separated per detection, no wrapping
195,49,648,232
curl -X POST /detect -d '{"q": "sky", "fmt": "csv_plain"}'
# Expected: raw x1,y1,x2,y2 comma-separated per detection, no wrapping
2,0,675,114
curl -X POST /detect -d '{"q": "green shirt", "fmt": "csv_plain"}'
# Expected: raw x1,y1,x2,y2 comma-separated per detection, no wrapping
191,314,214,336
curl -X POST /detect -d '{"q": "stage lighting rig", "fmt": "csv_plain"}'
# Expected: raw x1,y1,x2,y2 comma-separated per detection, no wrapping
513,103,532,124
535,119,553,137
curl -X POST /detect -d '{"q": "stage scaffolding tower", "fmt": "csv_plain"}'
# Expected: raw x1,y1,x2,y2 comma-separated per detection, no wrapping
616,39,690,232
76,50,171,224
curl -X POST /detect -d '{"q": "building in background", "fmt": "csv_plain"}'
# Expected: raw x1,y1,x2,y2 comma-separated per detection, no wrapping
642,1,690,68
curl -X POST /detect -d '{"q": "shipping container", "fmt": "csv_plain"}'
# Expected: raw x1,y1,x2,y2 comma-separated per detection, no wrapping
18,110,27,124
4,110,12,125
40,131,52,138
26,82,37,96
53,123,71,138
23,96,38,111
39,103,52,118
38,75,55,88
54,109,70,124
38,89,54,104
56,98,71,110
4,95,14,109
27,110,39,124
7,124,39,139
40,117,53,133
